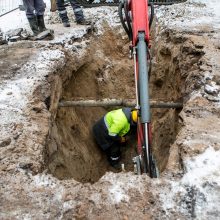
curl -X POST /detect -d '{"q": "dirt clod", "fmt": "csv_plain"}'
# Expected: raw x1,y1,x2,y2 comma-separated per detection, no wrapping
0,137,11,148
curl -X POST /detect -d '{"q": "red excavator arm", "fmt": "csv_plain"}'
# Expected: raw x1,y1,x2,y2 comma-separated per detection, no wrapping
119,0,158,177
129,0,150,45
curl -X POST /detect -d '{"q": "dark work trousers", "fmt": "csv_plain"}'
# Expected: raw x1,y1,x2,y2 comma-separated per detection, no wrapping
56,0,84,23
22,0,45,18
105,143,121,166
93,116,121,166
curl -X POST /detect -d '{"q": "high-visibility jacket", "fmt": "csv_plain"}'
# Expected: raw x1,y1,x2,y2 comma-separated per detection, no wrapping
93,108,131,151
105,108,130,137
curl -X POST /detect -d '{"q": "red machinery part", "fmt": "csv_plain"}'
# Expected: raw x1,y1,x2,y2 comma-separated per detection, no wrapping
129,0,150,46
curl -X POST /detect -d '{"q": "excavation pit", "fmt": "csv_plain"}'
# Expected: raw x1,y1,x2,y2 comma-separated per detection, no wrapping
1,3,219,219
45,26,204,183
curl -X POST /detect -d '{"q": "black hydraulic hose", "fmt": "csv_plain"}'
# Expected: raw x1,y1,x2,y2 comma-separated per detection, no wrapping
148,3,154,30
124,0,133,41
118,2,131,40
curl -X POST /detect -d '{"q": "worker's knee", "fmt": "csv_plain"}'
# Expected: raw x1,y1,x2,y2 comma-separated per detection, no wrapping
35,0,46,16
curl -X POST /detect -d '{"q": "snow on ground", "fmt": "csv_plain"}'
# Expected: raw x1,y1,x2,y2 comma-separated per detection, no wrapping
155,1,220,218
182,147,220,186
159,147,220,219
1,0,220,219
0,48,65,140
156,0,220,31
0,9,29,32
101,172,146,204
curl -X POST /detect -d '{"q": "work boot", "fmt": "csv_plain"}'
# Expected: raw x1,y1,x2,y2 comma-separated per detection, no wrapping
37,15,47,32
63,21,70,27
110,160,121,171
76,18,91,25
27,17,39,36
58,10,70,27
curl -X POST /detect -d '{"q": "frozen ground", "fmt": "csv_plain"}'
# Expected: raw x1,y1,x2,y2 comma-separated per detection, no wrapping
157,0,220,31
0,0,220,219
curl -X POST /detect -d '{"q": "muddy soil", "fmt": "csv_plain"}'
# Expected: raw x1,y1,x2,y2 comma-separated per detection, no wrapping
1,2,220,220
45,21,191,183
46,27,137,183
150,29,205,171
0,42,37,81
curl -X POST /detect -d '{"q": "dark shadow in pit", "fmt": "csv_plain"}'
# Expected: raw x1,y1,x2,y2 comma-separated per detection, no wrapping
47,106,110,183
47,105,138,183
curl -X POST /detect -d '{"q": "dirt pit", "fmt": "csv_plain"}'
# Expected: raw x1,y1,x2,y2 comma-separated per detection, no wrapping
44,24,205,184
2,3,220,219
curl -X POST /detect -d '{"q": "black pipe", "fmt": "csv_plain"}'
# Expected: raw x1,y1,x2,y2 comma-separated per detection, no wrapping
148,3,154,29
118,1,131,40
124,0,132,41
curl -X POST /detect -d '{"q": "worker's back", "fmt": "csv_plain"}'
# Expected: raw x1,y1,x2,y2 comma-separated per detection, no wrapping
105,108,130,137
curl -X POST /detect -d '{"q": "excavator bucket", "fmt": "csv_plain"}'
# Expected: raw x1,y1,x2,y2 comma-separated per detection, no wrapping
50,0,186,11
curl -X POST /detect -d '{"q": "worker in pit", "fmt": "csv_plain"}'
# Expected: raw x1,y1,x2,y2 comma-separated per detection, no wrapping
23,0,51,36
56,0,91,27
93,108,138,168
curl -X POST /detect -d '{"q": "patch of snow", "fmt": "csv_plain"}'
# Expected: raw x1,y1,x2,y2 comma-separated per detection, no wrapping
204,82,220,95
50,26,90,45
0,48,65,140
85,7,121,36
182,146,220,187
156,0,220,31
0,9,29,33
109,183,130,203
159,181,186,213
204,71,213,81
101,172,147,204
0,79,28,108
32,173,57,188
160,147,220,218
0,79,29,128
37,49,65,66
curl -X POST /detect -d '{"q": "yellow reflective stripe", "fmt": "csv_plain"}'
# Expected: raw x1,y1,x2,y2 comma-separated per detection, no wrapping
109,132,117,137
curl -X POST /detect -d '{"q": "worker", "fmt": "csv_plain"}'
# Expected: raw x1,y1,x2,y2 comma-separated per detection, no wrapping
22,0,48,36
56,0,90,27
93,108,138,168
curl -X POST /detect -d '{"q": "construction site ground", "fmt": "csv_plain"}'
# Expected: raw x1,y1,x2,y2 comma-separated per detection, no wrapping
1,0,220,219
